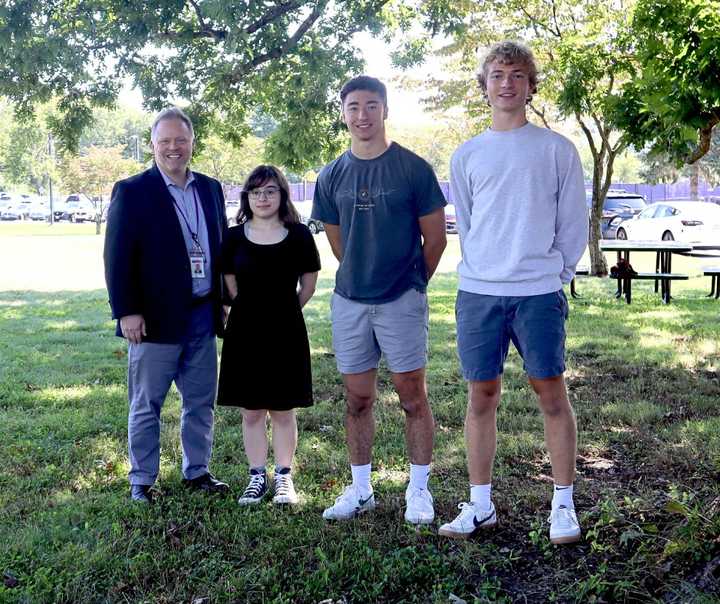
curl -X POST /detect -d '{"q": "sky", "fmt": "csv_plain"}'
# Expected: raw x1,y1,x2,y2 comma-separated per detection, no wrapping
354,32,446,125
118,32,448,126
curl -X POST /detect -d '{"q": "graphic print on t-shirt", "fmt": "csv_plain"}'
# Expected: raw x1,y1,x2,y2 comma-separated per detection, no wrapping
337,186,397,212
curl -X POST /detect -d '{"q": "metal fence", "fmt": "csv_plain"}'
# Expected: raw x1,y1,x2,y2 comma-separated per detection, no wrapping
228,180,720,204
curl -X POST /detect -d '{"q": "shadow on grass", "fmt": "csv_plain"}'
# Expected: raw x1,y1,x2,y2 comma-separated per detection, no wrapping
1,284,719,602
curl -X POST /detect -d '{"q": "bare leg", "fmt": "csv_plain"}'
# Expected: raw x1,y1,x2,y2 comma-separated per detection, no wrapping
269,409,297,468
529,375,577,485
342,370,377,465
466,378,502,485
391,367,434,465
242,409,269,469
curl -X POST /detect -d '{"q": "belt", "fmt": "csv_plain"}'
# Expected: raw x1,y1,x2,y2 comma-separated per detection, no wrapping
191,294,213,307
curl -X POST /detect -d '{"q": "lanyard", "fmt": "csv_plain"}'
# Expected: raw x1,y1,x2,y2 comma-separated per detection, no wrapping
171,185,202,247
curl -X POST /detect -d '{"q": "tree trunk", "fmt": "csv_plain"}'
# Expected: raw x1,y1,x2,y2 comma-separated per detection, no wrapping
589,166,610,277
690,164,699,200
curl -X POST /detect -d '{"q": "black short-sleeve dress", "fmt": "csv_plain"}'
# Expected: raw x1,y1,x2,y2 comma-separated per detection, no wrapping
217,222,321,410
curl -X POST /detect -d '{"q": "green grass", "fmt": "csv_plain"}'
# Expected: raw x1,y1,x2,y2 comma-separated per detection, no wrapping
1,271,719,602
0,222,102,237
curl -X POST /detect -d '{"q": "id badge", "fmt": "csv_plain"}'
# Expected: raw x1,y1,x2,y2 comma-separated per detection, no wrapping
190,249,205,279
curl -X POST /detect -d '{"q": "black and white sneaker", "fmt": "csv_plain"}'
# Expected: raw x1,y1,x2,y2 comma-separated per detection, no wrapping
438,501,497,539
237,470,267,506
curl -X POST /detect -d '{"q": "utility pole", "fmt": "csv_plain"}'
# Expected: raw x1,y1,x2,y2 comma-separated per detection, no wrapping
47,133,55,225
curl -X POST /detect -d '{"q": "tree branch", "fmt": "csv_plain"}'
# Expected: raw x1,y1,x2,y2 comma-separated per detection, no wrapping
225,2,326,84
687,111,720,164
245,0,309,35
550,0,562,38
577,114,599,162
185,0,227,41
528,102,552,129
592,113,612,155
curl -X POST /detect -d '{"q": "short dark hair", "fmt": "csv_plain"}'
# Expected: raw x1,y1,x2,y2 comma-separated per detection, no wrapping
151,107,194,142
340,75,387,105
238,165,300,227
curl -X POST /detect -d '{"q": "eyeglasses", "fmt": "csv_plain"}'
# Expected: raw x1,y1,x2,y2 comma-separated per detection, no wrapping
248,187,280,200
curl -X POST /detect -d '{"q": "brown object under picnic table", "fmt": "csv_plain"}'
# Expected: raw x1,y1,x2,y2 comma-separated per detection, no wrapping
600,240,692,304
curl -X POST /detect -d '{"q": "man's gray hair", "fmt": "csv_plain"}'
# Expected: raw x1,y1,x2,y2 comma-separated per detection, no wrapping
150,107,195,142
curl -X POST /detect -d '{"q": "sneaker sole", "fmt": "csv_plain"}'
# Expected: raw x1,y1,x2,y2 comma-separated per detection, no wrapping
438,518,497,539
405,513,435,525
323,504,376,521
550,531,581,545
238,497,266,506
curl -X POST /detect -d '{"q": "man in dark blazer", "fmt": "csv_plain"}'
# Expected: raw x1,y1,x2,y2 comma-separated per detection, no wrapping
104,107,229,502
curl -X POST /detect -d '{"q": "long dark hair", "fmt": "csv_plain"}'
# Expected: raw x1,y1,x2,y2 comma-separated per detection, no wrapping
237,165,300,226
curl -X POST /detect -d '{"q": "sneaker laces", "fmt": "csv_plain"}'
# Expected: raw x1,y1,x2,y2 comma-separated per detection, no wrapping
549,505,577,528
274,473,293,497
456,501,475,516
241,473,266,499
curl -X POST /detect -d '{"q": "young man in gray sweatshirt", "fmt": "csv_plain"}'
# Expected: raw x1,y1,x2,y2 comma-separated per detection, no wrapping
439,41,588,544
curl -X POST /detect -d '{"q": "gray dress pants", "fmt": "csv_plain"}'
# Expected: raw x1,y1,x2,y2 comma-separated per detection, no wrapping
127,303,217,486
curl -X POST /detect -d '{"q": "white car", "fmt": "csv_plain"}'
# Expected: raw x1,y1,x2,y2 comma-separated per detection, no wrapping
616,201,720,245
291,200,324,234
0,204,25,220
445,204,457,233
28,203,50,221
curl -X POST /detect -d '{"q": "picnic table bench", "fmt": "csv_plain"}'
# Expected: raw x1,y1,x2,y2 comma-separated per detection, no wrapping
704,268,720,299
600,240,692,304
676,246,720,299
570,266,589,299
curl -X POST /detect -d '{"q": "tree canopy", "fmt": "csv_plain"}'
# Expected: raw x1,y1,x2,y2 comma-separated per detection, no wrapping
0,0,392,171
619,0,720,166
403,0,636,275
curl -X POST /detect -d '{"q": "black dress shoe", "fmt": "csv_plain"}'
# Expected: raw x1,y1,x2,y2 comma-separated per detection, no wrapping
182,472,229,494
130,484,153,503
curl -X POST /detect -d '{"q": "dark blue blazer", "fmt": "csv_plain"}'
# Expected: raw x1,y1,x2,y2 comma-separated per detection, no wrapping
104,165,228,343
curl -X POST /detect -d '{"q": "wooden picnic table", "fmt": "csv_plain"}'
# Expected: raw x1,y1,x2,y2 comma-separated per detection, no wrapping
600,240,692,304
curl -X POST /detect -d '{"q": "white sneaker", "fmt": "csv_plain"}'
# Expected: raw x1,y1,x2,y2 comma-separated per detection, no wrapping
404,485,435,524
548,505,581,544
322,485,376,520
438,501,497,539
273,471,299,505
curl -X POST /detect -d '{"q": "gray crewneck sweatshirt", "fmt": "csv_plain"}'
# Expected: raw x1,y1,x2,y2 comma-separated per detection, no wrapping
450,122,588,296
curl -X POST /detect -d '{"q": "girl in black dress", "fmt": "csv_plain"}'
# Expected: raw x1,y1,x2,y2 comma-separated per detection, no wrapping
218,165,320,506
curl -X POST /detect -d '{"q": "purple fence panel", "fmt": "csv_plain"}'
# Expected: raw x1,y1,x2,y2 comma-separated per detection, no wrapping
225,184,242,201
229,179,720,205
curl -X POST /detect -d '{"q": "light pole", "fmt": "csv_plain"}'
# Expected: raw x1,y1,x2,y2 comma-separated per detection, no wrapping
47,133,55,225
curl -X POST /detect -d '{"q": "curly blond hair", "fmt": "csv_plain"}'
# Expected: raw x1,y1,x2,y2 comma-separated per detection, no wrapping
477,40,538,100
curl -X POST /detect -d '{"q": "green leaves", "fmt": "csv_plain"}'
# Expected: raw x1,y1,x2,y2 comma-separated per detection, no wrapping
625,0,720,164
0,0,393,170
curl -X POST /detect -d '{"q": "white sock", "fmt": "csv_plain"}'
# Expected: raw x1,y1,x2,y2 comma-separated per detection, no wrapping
409,463,430,490
470,483,492,509
351,463,372,495
552,484,574,510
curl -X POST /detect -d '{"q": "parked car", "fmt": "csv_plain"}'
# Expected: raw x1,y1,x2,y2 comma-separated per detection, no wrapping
292,200,324,235
28,203,50,221
0,204,25,221
225,200,240,226
445,204,457,234
57,194,97,222
587,189,647,238
616,201,720,244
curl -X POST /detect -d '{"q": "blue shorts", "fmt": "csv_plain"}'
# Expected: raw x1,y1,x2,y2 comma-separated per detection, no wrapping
456,289,569,381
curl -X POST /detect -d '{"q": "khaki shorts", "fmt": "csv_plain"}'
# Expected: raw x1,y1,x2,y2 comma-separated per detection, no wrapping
330,288,429,375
